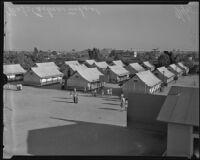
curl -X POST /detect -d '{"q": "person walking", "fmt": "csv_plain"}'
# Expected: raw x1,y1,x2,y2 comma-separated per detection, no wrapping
125,98,128,111
94,89,97,97
101,89,104,96
110,88,112,96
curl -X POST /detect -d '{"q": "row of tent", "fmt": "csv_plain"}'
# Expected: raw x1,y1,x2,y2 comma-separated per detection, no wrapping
3,59,189,93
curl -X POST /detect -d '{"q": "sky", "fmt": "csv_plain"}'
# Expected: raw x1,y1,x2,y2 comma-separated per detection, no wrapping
4,2,199,51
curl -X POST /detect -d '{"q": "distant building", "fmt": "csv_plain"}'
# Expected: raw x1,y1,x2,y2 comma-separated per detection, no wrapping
125,63,146,76
61,61,88,78
142,61,155,71
122,70,162,96
154,67,175,84
92,61,109,74
24,66,63,86
177,62,189,75
84,59,96,68
111,60,125,67
66,67,104,91
105,65,129,83
168,64,183,77
157,86,199,158
34,62,59,70
3,64,26,81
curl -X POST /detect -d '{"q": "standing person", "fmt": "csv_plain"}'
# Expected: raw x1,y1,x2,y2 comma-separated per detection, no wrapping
120,96,125,111
125,98,128,111
110,88,112,96
76,92,79,104
94,89,97,97
84,87,87,93
101,88,104,96
107,88,110,96
73,88,77,103
120,92,124,100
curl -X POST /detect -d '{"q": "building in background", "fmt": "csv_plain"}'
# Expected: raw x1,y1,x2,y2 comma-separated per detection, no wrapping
122,70,162,96
157,86,199,158
23,66,63,86
66,67,104,91
142,61,155,71
92,61,109,74
125,63,146,76
111,60,125,67
168,64,183,77
105,65,129,83
3,64,26,81
84,59,96,68
154,67,175,84
34,62,59,70
61,61,88,78
177,62,189,75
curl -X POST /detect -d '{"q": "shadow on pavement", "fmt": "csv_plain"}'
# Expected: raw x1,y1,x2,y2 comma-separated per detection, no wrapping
98,107,121,112
52,97,72,100
52,100,74,103
27,117,166,156
101,102,119,106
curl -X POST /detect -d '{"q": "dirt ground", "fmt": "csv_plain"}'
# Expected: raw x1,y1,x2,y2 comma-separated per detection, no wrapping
3,83,166,156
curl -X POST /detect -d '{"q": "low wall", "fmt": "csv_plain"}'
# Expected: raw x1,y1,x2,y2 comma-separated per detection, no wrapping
127,93,167,133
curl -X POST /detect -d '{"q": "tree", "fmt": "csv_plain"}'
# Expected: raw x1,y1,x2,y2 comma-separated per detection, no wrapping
163,51,175,64
158,54,170,67
34,47,39,55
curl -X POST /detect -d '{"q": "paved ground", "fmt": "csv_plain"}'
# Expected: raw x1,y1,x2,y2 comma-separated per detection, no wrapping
3,85,166,156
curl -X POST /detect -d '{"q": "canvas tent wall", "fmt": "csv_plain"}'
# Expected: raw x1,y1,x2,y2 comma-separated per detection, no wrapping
24,66,63,86
66,67,104,91
122,70,162,96
112,60,125,67
177,62,189,75
105,65,129,83
125,63,146,76
142,61,155,71
3,64,26,81
168,64,183,77
154,67,175,84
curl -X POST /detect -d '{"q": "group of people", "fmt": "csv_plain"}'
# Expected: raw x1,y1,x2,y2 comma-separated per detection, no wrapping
120,93,128,111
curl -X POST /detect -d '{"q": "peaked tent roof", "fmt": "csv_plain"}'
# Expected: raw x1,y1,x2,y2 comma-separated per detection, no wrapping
108,65,129,76
65,61,87,71
4,64,26,75
112,60,125,67
85,59,96,65
94,61,109,69
157,86,199,126
136,70,162,87
157,67,175,78
169,64,183,73
31,66,63,78
129,63,146,72
177,62,189,70
76,67,103,82
143,61,155,69
36,62,58,69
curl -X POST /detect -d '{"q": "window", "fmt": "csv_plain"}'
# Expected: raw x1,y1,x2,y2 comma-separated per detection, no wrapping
193,126,199,134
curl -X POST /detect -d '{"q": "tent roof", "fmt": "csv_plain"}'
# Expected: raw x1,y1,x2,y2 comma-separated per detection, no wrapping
76,67,103,82
108,65,129,76
3,64,26,75
94,61,109,69
129,63,146,72
169,64,183,73
157,67,175,78
157,86,199,126
65,60,80,66
31,66,63,78
85,59,96,65
177,62,188,70
136,70,162,87
112,60,125,66
143,61,154,69
65,61,87,71
36,62,58,69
